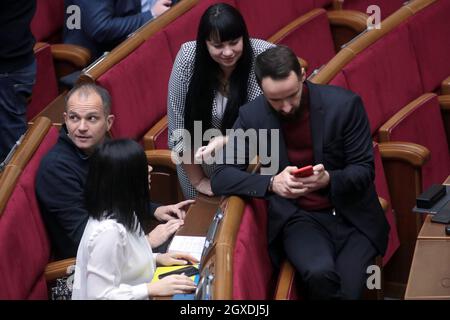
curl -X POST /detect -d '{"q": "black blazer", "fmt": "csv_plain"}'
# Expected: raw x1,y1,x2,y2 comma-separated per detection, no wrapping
211,81,389,263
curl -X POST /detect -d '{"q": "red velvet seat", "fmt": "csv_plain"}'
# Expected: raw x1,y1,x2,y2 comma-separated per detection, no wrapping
97,31,173,147
0,122,59,299
268,8,336,76
232,198,276,299
237,0,315,39
379,93,450,191
31,0,65,43
408,0,450,94
341,23,423,136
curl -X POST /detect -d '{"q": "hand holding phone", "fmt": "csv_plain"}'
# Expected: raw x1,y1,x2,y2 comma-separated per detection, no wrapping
292,165,314,178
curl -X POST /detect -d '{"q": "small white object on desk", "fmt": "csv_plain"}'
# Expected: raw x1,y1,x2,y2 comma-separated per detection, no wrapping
168,236,206,261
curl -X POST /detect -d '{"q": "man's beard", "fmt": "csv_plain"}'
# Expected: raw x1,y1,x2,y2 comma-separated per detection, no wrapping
277,104,304,122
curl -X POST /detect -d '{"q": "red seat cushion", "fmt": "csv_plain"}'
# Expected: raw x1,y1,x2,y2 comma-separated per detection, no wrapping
342,23,423,135
273,9,335,75
372,142,400,265
237,0,315,39
383,94,450,190
31,0,65,43
28,44,58,121
0,126,58,299
233,199,275,299
408,0,450,93
98,32,173,141
163,0,237,60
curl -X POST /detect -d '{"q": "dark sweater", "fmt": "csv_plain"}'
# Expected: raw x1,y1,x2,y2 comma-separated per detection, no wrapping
0,0,36,72
36,126,158,258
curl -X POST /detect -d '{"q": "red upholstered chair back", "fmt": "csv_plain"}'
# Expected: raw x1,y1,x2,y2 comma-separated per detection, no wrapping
340,23,423,136
372,142,400,265
237,0,315,39
163,0,237,60
328,70,348,89
97,31,173,145
232,198,276,299
28,43,59,120
0,126,59,299
270,9,335,76
341,0,405,19
31,0,65,43
380,93,450,191
408,0,450,93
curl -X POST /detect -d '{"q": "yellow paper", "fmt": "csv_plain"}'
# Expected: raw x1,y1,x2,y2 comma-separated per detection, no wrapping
151,264,199,282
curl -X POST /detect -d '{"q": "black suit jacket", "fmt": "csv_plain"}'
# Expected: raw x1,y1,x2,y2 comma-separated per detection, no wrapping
211,81,389,265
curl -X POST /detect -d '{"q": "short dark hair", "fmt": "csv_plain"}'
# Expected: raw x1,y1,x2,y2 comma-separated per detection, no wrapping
85,139,150,233
254,46,301,86
184,2,253,136
65,83,112,115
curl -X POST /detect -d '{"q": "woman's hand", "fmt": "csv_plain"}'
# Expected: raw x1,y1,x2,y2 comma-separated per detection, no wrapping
146,219,184,248
156,251,199,266
147,274,196,297
193,177,214,196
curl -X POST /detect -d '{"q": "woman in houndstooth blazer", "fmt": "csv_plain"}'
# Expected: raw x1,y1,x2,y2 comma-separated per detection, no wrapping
168,3,273,199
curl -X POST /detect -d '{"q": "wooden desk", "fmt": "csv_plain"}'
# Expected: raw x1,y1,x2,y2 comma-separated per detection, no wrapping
405,175,450,299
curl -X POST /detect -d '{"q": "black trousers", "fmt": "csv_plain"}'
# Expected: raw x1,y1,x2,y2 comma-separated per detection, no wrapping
282,209,377,300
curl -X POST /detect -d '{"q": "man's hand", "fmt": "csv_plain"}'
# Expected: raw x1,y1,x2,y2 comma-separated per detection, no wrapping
154,199,195,221
271,164,329,198
194,135,228,164
193,177,214,196
151,0,171,17
146,219,184,248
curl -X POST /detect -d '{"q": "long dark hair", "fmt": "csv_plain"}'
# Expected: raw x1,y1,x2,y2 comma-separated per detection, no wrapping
85,139,150,233
184,3,253,137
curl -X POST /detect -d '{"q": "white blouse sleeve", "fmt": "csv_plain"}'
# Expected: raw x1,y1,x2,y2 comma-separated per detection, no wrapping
167,42,194,157
85,224,149,300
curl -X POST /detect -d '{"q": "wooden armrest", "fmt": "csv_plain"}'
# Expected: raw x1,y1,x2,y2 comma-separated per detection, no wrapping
441,76,450,95
327,10,368,33
51,44,91,68
439,95,450,111
274,260,297,300
143,115,168,150
45,258,76,281
378,141,430,168
145,149,176,171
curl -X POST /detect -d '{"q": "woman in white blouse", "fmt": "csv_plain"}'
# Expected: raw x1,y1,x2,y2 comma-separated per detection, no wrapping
167,3,274,199
72,139,197,300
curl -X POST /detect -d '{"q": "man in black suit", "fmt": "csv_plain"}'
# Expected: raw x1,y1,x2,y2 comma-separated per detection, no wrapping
211,46,389,299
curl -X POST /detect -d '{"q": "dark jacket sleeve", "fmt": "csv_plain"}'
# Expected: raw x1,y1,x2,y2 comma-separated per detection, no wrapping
327,95,375,201
211,111,272,198
35,159,89,249
78,0,152,44
149,202,160,218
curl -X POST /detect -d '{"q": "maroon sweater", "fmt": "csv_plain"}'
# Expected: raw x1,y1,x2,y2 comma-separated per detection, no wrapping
281,85,332,211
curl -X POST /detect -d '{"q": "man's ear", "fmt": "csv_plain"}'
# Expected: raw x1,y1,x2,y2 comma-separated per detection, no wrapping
63,112,68,124
301,67,306,82
106,114,115,131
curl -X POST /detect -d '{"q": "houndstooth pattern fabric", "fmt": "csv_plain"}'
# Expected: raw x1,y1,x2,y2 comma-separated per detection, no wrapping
168,38,274,199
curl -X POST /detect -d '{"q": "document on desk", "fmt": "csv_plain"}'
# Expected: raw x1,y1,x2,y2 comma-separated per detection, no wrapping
168,236,206,261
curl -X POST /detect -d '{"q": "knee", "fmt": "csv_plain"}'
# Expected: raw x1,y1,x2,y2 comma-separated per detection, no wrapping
302,266,342,300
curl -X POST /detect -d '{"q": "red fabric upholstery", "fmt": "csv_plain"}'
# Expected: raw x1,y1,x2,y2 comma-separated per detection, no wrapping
383,94,450,190
233,198,275,299
0,126,59,299
237,0,315,39
31,0,65,43
408,0,450,93
341,0,405,19
163,0,237,59
372,142,400,266
97,32,173,141
273,9,335,75
28,44,59,120
329,71,348,89
342,23,423,135
314,0,334,8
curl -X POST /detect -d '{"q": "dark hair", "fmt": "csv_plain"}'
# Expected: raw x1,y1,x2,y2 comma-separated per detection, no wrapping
65,83,112,115
85,139,150,233
254,46,301,86
184,3,253,137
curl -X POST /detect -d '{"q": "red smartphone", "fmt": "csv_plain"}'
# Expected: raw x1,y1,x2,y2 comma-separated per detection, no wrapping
292,165,314,178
